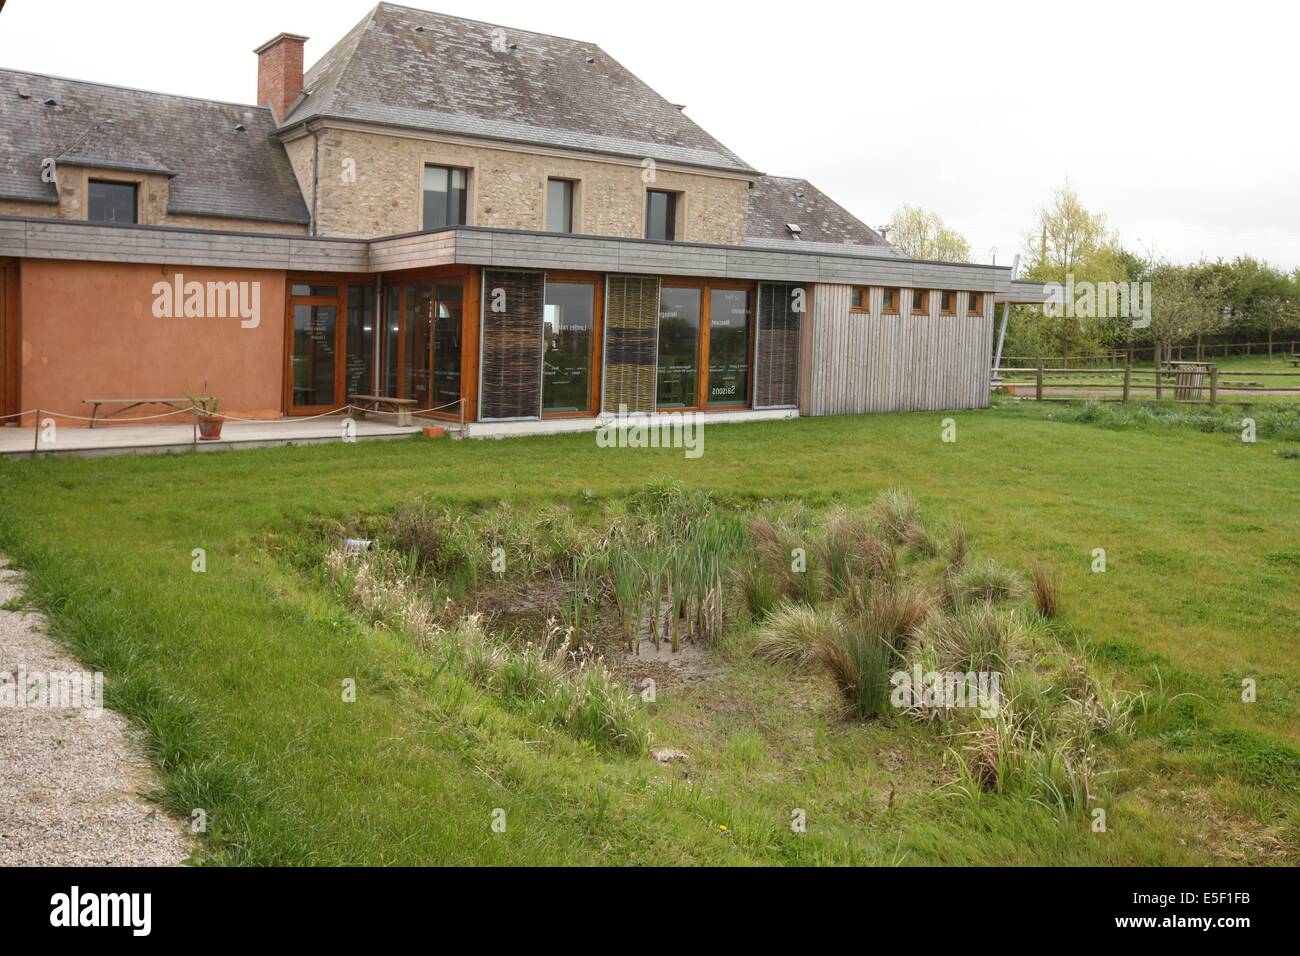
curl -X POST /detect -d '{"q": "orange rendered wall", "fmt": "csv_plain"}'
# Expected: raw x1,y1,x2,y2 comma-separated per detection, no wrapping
19,259,287,425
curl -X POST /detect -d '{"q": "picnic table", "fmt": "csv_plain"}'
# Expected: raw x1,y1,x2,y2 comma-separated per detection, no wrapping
82,397,211,428
347,394,416,426
1289,355,1300,367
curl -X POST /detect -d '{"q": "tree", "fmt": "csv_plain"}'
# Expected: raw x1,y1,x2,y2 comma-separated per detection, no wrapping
1146,263,1226,365
1015,181,1130,362
886,205,971,262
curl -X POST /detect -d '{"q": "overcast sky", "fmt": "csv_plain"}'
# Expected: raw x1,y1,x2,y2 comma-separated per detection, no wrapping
2,0,1295,271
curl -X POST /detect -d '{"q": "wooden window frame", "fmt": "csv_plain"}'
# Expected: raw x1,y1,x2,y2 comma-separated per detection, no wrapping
850,286,869,313
966,292,984,316
657,276,756,412
880,287,900,315
911,290,929,316
940,291,957,315
541,270,604,420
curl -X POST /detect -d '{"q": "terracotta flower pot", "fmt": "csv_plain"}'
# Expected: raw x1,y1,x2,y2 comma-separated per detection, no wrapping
422,425,446,439
197,415,224,441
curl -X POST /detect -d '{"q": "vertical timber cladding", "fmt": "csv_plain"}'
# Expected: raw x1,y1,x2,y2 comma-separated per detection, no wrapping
602,274,660,413
755,282,804,408
807,284,995,415
480,270,545,420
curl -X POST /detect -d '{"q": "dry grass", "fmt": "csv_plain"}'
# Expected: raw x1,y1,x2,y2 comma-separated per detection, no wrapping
1029,557,1060,618
753,603,843,667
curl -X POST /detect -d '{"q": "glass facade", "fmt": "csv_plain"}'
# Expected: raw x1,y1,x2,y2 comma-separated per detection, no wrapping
542,282,595,413
656,287,700,407
708,289,751,406
291,304,336,407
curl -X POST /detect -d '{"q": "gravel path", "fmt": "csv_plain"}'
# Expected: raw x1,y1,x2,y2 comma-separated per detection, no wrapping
0,556,193,866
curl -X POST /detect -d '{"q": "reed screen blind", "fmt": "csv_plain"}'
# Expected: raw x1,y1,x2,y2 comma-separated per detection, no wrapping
480,270,545,420
755,282,803,408
602,274,661,413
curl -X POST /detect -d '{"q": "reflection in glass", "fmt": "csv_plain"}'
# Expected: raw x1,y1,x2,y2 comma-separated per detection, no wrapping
656,287,700,408
432,285,463,413
542,282,594,413
383,289,400,398
345,286,375,397
292,304,337,407
404,285,434,407
708,289,751,406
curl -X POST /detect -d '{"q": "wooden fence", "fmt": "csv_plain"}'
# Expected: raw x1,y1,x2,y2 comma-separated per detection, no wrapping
1004,339,1300,368
994,358,1300,405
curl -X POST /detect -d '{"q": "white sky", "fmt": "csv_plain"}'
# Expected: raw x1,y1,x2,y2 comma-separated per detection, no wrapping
2,0,1296,271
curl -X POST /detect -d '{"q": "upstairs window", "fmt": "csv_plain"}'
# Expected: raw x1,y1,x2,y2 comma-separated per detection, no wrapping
967,292,984,315
88,180,137,224
423,165,469,230
850,286,869,313
940,291,957,315
546,178,575,233
645,189,679,241
881,288,900,314
912,290,929,315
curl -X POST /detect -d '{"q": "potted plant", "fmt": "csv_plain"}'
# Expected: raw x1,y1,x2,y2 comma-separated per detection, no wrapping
187,394,223,441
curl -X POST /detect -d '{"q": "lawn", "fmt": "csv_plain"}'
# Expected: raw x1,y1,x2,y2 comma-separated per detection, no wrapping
0,404,1297,865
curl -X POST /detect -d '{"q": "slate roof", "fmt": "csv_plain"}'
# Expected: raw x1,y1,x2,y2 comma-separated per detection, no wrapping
746,175,890,249
283,3,758,175
0,69,310,224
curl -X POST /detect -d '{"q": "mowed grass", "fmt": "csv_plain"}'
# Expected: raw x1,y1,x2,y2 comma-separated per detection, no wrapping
0,406,1297,865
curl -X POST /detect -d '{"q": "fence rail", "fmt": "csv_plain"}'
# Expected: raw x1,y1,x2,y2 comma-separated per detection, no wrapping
994,357,1300,405
1003,339,1300,369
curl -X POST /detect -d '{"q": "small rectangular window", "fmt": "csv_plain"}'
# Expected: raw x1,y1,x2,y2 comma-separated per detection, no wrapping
912,290,929,315
546,178,574,233
881,288,899,314
87,180,137,224
423,165,469,230
967,292,984,315
940,291,956,315
645,190,679,241
850,286,869,313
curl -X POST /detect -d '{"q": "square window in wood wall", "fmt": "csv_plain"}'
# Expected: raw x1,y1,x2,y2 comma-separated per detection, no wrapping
912,290,929,315
940,291,956,315
881,288,899,314
850,286,869,313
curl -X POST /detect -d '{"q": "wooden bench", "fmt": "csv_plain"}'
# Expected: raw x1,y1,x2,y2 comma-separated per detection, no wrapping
82,397,211,428
347,394,416,427
1289,355,1300,367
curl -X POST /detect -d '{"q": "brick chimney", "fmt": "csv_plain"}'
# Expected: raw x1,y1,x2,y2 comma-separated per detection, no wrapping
254,33,308,123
